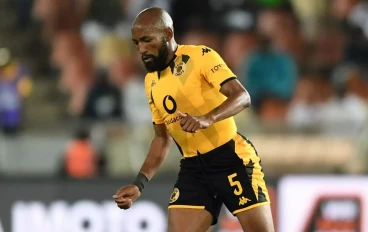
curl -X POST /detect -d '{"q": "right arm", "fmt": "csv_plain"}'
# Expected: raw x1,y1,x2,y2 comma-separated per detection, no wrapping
113,124,172,209
114,75,172,209
140,75,173,181
139,123,173,180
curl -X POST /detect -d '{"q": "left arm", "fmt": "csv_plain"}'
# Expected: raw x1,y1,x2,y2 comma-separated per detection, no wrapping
179,47,251,133
179,79,250,132
204,78,251,124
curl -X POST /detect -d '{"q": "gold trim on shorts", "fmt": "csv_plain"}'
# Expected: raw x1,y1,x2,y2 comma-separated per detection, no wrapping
232,202,270,215
168,205,206,209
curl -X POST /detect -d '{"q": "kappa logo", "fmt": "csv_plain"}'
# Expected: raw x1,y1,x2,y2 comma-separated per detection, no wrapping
169,188,180,203
151,80,156,87
174,62,186,77
239,196,251,206
202,47,211,56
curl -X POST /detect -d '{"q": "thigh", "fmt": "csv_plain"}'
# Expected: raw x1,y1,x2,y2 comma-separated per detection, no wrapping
214,134,271,215
168,166,223,225
237,204,275,232
168,208,212,232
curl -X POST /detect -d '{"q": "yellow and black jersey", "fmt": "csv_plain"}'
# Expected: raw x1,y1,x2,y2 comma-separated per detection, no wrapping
144,45,238,157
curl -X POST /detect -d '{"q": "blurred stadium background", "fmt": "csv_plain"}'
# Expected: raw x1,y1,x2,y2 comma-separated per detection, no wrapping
0,0,368,231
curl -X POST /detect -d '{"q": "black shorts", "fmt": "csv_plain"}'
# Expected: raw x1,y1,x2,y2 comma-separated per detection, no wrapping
168,133,270,225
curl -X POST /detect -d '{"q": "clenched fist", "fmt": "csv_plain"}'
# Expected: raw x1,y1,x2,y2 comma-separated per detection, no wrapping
178,111,213,133
113,185,141,210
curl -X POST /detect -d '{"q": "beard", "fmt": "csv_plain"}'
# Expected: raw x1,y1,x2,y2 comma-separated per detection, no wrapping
142,37,169,73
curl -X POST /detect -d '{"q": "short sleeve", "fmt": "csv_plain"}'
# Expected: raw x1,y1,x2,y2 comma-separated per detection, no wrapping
144,75,165,124
200,47,237,90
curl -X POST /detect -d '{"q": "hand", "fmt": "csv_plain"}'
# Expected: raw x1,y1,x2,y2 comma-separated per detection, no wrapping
113,185,141,210
177,111,213,133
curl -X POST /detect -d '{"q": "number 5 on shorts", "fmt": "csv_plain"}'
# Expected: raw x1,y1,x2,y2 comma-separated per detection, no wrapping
227,173,243,195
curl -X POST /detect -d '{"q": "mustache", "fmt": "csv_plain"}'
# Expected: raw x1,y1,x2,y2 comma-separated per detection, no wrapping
142,54,156,60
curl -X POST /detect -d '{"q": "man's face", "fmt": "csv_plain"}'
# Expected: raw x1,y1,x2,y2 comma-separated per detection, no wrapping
132,26,169,72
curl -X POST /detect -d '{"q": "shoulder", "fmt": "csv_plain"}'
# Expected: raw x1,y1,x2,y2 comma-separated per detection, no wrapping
178,44,216,59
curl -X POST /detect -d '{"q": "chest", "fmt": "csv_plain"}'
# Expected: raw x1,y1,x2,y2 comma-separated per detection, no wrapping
155,76,201,114
150,60,212,117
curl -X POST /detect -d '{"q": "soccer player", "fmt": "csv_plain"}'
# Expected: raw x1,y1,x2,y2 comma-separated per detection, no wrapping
113,7,274,232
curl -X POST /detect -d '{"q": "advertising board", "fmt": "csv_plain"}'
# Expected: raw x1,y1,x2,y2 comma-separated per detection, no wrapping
0,179,172,232
2,176,366,232
279,176,368,232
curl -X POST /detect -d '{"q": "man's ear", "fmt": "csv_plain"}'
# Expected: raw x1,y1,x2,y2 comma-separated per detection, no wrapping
164,28,173,41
